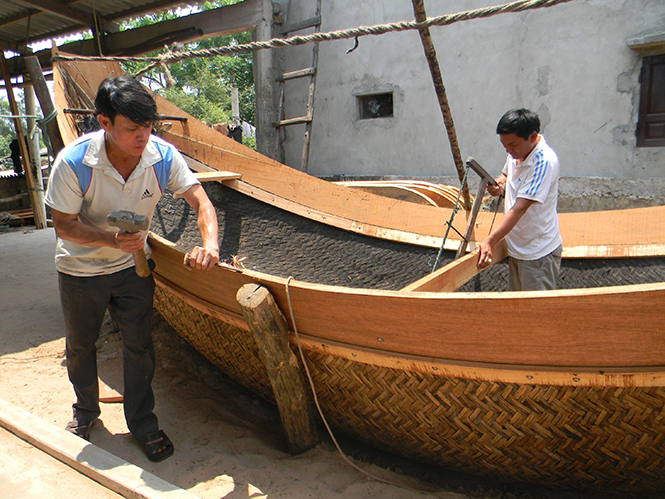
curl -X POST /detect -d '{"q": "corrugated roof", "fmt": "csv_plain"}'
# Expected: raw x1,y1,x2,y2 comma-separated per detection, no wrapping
0,0,201,53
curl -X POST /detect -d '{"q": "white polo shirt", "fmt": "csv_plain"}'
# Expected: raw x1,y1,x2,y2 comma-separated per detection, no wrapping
45,130,199,276
502,135,562,260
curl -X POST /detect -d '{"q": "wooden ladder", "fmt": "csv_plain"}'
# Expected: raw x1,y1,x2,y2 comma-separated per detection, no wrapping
273,0,321,173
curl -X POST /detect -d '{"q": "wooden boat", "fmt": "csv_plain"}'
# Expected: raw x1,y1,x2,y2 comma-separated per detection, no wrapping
53,53,665,493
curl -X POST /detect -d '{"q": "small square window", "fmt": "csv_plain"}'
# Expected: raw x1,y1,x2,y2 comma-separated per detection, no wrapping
358,92,393,120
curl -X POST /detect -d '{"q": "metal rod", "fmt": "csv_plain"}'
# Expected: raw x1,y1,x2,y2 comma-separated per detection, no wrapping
63,108,188,122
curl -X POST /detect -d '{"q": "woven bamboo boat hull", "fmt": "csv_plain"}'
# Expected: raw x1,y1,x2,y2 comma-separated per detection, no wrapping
148,182,665,492
53,52,665,493
152,276,665,493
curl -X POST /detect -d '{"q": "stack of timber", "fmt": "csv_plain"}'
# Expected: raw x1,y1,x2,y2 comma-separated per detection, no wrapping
53,51,665,494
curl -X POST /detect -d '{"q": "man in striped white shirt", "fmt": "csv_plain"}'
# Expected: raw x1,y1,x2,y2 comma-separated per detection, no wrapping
476,108,562,291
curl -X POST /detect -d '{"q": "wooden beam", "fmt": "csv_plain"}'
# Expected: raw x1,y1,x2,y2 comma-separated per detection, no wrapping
236,284,319,455
0,0,83,29
402,239,507,292
8,0,264,77
63,108,188,122
253,0,275,157
0,397,199,499
24,55,65,156
11,0,118,33
194,171,242,182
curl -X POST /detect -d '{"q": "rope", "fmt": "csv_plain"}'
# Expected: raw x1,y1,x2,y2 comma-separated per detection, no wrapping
432,162,471,271
51,0,581,78
37,109,58,160
284,277,442,496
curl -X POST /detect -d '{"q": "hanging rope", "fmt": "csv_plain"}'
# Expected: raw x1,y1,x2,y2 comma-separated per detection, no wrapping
37,109,58,162
52,0,581,78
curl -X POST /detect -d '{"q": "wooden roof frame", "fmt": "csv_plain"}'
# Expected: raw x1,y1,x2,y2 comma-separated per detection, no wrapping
0,0,264,79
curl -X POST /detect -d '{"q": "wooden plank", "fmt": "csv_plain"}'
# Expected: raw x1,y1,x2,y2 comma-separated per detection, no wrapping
180,159,452,250
402,239,508,292
274,115,313,127
148,234,665,369
276,67,316,82
193,171,241,182
15,0,118,33
64,108,188,122
278,15,321,35
335,182,439,206
154,277,665,389
24,56,66,156
0,397,199,499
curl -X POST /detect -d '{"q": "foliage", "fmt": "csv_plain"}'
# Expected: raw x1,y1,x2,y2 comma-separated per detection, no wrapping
120,0,256,148
0,93,46,161
0,98,19,159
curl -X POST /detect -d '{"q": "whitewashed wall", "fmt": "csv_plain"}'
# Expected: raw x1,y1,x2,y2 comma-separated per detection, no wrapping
272,0,665,180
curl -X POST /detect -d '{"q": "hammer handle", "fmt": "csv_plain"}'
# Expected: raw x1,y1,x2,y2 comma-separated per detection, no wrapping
132,248,151,278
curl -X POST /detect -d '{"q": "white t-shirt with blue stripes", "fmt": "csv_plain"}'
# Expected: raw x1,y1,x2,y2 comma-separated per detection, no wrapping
501,135,562,261
45,130,199,276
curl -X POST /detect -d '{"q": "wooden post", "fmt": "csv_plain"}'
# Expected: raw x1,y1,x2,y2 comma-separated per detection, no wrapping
24,55,66,156
0,51,47,229
253,0,275,157
236,283,319,454
24,77,48,227
412,0,472,209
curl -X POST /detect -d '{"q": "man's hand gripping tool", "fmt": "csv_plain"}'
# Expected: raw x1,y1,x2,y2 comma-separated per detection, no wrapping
107,210,151,278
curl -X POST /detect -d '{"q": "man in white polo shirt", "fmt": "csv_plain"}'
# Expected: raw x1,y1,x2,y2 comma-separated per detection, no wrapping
476,108,562,291
45,76,219,461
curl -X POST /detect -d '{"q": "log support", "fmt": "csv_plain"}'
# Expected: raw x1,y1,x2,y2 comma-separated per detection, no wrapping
236,283,319,454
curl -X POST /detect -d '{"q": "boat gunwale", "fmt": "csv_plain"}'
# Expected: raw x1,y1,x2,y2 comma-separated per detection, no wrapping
149,232,665,371
149,232,665,300
152,272,665,389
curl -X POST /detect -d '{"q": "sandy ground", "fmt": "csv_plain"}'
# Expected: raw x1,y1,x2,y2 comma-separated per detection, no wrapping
0,226,609,499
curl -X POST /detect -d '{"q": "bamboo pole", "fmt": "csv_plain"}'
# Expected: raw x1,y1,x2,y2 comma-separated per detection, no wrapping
0,51,47,229
24,77,48,226
412,0,471,209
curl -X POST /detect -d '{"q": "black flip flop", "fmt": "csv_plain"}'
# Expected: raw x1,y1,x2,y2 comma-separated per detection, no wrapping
137,430,174,462
65,418,97,441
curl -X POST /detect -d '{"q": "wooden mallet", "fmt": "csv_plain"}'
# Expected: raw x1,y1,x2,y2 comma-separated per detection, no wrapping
107,210,151,278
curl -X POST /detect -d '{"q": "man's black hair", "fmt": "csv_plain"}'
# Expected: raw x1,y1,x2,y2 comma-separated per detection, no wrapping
496,108,540,140
94,76,157,125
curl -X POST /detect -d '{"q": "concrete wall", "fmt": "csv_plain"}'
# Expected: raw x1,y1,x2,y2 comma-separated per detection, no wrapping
273,0,665,182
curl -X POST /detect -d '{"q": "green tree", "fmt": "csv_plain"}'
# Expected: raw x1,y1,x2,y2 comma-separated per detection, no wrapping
0,98,21,160
120,0,256,148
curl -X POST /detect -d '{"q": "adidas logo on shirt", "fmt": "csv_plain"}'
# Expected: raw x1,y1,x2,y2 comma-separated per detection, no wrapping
141,189,153,200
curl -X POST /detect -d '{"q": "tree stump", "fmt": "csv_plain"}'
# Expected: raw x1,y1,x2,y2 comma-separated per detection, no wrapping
236,283,318,454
